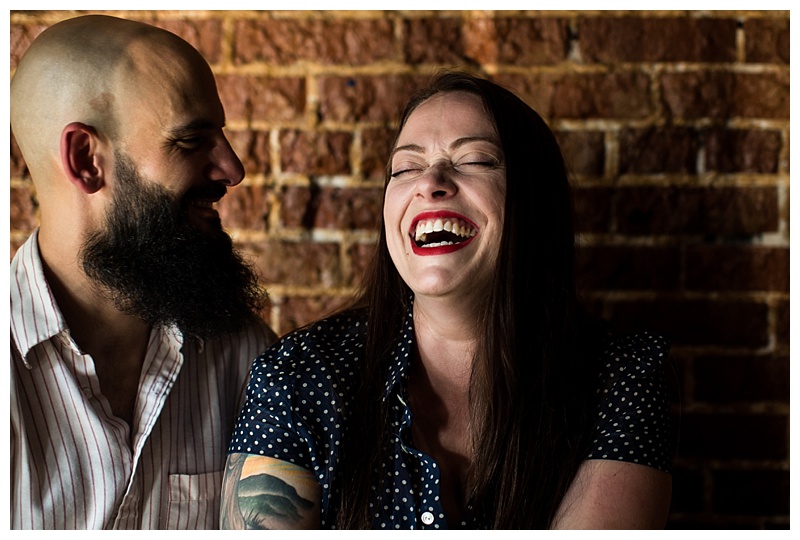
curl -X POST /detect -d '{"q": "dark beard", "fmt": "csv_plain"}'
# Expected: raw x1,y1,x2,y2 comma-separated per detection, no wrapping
80,153,264,340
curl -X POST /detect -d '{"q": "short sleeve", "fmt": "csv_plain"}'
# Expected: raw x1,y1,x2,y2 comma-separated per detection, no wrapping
227,336,316,471
585,332,672,472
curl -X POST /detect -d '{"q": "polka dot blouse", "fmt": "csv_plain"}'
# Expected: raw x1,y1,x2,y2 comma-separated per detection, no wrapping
229,301,672,529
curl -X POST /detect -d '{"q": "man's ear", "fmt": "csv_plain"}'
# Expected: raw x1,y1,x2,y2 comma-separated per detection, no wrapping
60,122,105,194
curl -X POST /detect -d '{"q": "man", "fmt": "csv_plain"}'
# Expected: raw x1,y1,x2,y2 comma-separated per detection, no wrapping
10,15,276,529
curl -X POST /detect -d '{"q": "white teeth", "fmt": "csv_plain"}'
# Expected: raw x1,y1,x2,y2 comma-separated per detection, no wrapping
413,217,476,242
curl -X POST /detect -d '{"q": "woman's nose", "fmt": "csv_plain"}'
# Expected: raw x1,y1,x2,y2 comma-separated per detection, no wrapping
415,162,457,199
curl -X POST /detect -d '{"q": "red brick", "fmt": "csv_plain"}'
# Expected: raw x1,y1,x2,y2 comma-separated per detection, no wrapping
493,72,652,120
462,18,569,65
360,127,395,180
318,75,428,123
573,186,612,233
239,239,341,288
152,18,223,64
575,244,680,291
217,75,305,123
9,184,38,232
744,18,790,64
10,130,29,179
555,130,605,176
775,299,789,348
280,130,352,175
619,127,700,174
679,413,788,460
226,130,271,177
579,17,736,62
278,186,383,230
685,245,788,292
278,295,350,335
10,23,48,69
661,71,790,120
403,18,467,64
704,128,782,173
614,186,779,237
605,298,769,348
233,19,395,65
694,354,789,404
347,242,378,288
218,184,271,231
713,469,789,515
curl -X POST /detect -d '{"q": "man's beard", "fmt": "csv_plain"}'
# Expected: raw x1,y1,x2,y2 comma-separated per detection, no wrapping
80,152,264,340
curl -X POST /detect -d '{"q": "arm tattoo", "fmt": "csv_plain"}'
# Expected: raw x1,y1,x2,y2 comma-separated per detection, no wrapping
221,453,319,529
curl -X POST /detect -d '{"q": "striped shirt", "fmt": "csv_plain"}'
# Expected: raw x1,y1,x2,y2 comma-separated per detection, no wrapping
10,230,275,529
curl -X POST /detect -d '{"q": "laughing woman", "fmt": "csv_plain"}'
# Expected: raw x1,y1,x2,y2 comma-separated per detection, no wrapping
220,71,673,530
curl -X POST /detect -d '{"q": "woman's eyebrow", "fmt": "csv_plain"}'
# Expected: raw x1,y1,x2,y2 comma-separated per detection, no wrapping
390,136,500,161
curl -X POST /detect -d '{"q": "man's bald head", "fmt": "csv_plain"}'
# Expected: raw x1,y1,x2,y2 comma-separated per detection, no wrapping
10,15,215,188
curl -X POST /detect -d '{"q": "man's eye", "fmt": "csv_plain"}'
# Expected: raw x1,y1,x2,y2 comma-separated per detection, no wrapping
175,137,205,150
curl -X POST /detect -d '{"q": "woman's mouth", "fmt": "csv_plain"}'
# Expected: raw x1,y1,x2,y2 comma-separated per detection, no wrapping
409,213,478,255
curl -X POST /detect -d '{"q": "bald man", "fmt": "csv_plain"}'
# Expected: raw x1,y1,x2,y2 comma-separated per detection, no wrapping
10,15,276,529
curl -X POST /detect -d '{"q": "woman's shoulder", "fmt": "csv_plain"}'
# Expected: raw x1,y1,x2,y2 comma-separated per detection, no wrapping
596,329,670,380
254,308,368,374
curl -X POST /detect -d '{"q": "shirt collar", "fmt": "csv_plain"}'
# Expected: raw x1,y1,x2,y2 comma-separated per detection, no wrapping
383,294,416,400
10,230,70,367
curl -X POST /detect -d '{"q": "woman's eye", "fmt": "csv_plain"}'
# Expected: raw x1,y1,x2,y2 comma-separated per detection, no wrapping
454,160,498,173
390,163,425,178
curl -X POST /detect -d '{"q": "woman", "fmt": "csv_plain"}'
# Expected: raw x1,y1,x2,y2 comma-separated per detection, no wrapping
221,72,672,529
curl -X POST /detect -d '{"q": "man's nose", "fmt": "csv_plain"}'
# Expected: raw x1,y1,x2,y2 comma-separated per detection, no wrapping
208,135,245,187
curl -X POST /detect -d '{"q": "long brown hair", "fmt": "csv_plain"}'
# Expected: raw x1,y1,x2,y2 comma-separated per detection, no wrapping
335,71,601,529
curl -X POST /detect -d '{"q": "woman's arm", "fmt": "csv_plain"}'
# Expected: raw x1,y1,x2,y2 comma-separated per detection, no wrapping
551,460,672,529
220,453,322,529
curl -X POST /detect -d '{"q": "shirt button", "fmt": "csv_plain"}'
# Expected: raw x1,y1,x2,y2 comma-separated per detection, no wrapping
421,512,434,525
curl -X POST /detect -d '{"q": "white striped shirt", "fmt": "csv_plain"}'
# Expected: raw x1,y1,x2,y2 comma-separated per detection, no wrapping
10,230,276,529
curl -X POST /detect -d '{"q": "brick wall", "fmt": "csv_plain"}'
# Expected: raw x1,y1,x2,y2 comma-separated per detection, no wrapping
9,10,790,529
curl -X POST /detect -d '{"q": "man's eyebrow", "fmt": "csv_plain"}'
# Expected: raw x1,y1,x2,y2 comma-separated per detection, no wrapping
167,119,220,136
389,136,501,161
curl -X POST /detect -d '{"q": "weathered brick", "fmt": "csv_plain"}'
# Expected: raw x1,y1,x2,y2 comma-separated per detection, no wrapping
226,129,271,177
614,186,779,237
360,127,395,180
605,298,769,348
670,466,705,513
318,75,428,123
775,299,789,348
463,18,569,65
217,75,305,123
218,184,271,231
575,244,680,291
239,239,341,288
233,19,395,65
678,413,788,460
278,295,349,335
9,184,38,232
619,127,700,174
661,71,790,120
704,128,782,173
347,242,378,288
685,245,788,292
713,469,790,515
579,17,736,63
744,17,790,64
280,130,352,175
10,23,48,69
555,130,605,176
573,186,612,233
493,72,652,120
10,130,29,179
278,185,383,230
404,18,468,64
153,18,223,64
694,354,789,404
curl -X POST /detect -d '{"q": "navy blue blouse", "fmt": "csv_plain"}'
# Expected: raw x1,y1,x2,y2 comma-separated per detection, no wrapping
229,301,671,529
